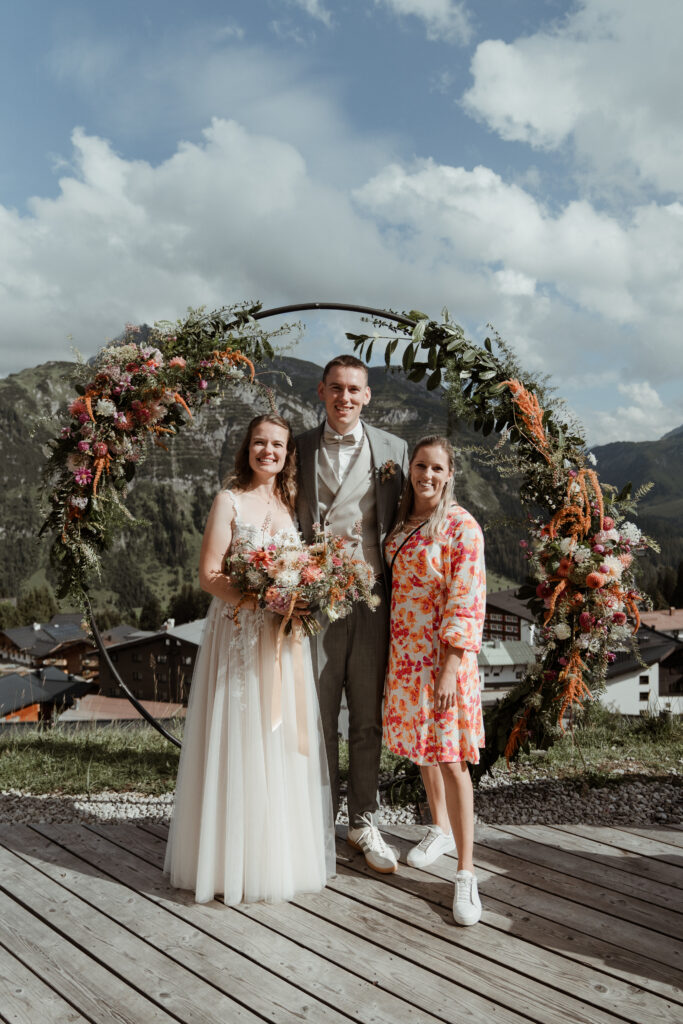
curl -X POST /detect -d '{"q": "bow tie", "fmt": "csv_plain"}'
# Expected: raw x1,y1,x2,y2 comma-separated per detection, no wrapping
324,430,357,446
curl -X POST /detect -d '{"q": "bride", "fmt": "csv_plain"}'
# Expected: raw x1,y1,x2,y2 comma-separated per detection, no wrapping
164,414,335,904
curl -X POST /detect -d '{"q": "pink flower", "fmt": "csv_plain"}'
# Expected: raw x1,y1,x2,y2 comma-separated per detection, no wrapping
301,565,324,584
607,652,616,663
519,540,528,548
169,356,186,368
73,467,93,486
60,426,72,439
93,442,108,457
198,379,208,390
78,413,90,424
579,611,593,632
69,399,88,417
77,441,91,453
592,543,605,554
612,611,627,625
602,516,615,530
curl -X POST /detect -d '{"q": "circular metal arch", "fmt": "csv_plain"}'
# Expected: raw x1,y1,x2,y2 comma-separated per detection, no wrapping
89,302,419,747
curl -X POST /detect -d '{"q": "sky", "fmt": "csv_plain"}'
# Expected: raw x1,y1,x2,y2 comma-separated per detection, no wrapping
1,0,682,444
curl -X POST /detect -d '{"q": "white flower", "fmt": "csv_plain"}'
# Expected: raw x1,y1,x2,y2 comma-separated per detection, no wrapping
95,398,116,417
554,622,571,640
587,452,597,466
559,537,575,555
273,568,301,589
572,546,591,564
69,495,88,509
619,522,641,544
601,555,624,579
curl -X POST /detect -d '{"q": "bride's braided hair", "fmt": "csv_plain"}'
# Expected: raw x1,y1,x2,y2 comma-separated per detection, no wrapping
227,415,297,512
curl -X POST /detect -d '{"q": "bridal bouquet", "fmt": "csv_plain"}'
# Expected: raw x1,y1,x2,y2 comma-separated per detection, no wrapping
225,529,380,636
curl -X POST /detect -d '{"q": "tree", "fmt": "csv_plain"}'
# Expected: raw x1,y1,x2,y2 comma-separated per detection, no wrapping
16,584,58,624
167,583,211,625
0,601,19,629
138,594,163,631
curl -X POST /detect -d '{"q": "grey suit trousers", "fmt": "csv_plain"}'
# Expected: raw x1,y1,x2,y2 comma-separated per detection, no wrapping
312,579,389,828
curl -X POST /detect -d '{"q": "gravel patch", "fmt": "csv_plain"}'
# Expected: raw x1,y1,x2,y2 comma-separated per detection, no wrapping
1,774,680,827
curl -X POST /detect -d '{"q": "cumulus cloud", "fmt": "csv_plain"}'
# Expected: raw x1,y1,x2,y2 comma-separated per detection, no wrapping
375,0,472,44
1,118,681,444
461,0,683,195
593,382,682,444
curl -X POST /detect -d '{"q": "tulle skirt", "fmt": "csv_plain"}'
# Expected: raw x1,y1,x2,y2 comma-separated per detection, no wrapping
164,598,336,905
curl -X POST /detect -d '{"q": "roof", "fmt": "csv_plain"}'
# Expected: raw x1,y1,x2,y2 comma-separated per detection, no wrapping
486,588,535,622
58,694,187,722
640,608,683,633
166,619,206,646
1,615,92,657
0,667,82,716
607,626,681,679
104,621,205,652
100,624,145,646
478,640,537,667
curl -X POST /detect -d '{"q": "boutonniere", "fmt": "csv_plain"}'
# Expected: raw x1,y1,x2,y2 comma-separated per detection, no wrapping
378,458,397,483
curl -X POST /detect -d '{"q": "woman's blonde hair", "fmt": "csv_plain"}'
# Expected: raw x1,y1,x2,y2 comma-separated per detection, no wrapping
226,414,297,512
391,435,456,541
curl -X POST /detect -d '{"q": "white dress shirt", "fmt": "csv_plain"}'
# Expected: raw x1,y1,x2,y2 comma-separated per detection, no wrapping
321,419,365,483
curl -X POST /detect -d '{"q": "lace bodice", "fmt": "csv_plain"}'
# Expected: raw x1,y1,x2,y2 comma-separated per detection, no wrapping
226,489,301,553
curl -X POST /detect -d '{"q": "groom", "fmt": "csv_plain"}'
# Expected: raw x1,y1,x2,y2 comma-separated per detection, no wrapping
296,354,408,873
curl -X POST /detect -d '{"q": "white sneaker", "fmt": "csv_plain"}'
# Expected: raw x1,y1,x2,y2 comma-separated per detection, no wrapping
452,870,482,926
407,826,456,868
347,814,398,874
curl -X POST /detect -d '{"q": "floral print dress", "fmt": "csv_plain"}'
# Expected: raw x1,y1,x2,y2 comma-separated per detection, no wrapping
383,506,486,765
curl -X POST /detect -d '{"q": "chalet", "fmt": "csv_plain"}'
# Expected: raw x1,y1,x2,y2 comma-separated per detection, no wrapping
601,626,683,716
0,666,94,724
98,619,204,704
0,613,98,680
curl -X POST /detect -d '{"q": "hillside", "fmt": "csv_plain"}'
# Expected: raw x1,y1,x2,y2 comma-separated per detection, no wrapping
0,356,527,617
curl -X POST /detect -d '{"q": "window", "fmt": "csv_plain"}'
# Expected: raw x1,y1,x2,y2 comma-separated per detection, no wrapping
132,671,143,681
639,691,650,702
132,651,142,663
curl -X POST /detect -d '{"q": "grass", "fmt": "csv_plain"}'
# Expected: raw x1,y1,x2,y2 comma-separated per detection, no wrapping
0,707,681,797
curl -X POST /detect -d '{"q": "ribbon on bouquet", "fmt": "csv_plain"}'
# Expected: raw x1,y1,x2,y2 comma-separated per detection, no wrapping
271,595,310,757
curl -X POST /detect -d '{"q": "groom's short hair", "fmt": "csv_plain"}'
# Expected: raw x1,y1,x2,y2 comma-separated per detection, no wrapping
321,354,368,382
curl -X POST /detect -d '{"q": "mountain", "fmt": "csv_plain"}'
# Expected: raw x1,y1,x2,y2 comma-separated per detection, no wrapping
0,356,526,616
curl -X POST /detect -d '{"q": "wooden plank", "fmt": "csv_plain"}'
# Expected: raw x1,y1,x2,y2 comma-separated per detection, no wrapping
0,945,89,1024
551,824,683,872
0,832,264,1024
320,864,681,1024
294,872,681,1024
40,822,465,1024
615,826,683,850
98,823,654,1024
382,823,683,957
4,824,354,1024
469,822,683,933
0,890,175,1024
492,822,683,890
366,825,683,1000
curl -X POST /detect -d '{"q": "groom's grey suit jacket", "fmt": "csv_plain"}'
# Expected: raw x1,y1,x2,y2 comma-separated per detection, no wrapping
295,420,408,601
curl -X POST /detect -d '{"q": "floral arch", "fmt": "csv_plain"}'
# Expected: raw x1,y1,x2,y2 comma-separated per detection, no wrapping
44,301,652,767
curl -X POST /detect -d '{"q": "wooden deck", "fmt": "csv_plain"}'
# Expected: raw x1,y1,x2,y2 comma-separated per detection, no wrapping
0,819,681,1024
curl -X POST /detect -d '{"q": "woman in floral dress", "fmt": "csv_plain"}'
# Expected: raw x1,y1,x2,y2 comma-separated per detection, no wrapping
383,435,486,925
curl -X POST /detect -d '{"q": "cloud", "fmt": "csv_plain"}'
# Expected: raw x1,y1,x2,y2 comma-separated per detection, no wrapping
593,382,683,444
375,0,472,44
287,0,333,28
461,0,683,195
1,118,681,444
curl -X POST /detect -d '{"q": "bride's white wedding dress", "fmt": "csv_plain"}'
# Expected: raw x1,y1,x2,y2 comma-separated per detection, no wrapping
164,490,335,904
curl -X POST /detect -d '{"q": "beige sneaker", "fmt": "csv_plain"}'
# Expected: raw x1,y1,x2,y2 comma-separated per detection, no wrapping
347,814,398,874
